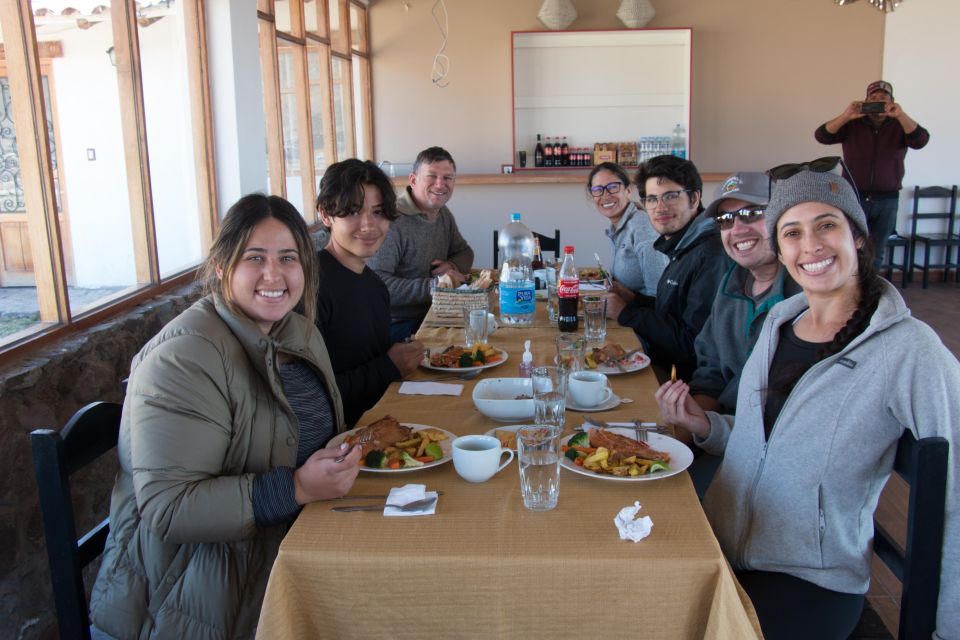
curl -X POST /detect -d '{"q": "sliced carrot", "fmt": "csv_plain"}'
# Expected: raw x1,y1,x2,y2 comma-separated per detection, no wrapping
572,446,596,454
388,458,402,470
415,455,435,463
574,457,584,466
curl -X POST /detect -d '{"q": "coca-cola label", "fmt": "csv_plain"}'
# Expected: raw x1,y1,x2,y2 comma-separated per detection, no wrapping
557,279,579,298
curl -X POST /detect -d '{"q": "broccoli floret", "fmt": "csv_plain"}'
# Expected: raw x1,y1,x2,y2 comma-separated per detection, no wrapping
364,450,387,469
400,451,425,467
424,442,443,461
564,448,579,461
458,353,475,368
648,461,669,473
568,432,590,448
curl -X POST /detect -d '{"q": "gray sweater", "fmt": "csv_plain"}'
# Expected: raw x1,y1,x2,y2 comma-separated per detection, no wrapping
367,187,474,322
605,202,668,297
696,281,959,639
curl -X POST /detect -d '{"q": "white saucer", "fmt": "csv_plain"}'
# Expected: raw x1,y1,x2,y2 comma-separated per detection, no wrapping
565,392,621,412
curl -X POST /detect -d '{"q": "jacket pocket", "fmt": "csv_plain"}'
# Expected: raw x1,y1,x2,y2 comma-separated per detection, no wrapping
748,481,825,571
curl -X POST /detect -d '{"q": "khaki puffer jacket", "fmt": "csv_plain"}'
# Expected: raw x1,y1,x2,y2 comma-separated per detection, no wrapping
90,296,345,639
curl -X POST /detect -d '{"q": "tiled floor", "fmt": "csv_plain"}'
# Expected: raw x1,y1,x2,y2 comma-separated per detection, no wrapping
868,279,959,638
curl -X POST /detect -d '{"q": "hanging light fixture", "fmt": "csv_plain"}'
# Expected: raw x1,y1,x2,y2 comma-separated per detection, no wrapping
835,0,902,13
537,0,577,30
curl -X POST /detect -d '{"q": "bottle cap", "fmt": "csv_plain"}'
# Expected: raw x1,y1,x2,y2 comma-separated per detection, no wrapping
511,213,521,222
564,245,574,254
522,340,533,363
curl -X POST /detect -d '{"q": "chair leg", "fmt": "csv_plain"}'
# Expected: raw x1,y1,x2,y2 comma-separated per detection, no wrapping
923,247,930,289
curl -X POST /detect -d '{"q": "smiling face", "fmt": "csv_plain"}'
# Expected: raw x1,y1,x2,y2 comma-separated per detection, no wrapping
320,183,391,273
590,169,630,224
221,216,304,334
718,198,777,272
776,201,862,301
409,159,456,215
642,177,700,238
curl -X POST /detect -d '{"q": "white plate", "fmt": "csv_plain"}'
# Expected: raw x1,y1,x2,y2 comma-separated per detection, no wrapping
482,424,533,450
560,428,693,482
328,424,455,473
565,391,621,412
421,347,509,373
554,351,650,376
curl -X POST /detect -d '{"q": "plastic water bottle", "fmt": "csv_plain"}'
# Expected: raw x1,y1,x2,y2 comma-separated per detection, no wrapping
498,213,536,326
671,124,687,159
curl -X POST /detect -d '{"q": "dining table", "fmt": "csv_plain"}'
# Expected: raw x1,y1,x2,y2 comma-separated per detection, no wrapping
256,298,762,639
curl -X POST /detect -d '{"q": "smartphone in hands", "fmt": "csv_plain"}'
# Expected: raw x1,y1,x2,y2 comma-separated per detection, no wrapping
860,102,887,114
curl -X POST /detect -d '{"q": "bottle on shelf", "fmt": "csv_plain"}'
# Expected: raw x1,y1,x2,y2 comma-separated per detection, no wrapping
498,213,536,327
561,136,569,166
544,137,554,167
557,245,579,332
672,124,687,159
534,134,544,168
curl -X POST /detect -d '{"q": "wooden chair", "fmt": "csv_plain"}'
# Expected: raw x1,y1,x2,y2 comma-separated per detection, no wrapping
880,233,910,288
908,185,959,288
493,228,560,267
31,402,123,640
872,430,948,639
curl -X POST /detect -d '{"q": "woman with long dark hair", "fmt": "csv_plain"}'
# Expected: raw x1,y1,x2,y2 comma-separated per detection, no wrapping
655,166,959,639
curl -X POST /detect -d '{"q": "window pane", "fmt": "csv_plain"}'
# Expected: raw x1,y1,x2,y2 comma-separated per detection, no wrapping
137,1,205,277
275,0,292,34
331,56,348,160
29,1,139,318
258,19,278,196
307,46,327,179
304,0,325,36
350,4,367,53
278,48,304,214
351,54,368,160
328,0,347,52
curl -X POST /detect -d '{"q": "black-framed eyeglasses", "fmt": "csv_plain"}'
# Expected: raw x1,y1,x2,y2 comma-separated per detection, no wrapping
640,189,691,209
712,206,766,230
765,156,861,204
590,181,624,198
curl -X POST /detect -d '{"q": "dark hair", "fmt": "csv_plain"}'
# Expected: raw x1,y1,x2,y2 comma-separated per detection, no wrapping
586,162,630,194
413,146,457,173
316,159,398,223
199,193,319,325
634,155,704,213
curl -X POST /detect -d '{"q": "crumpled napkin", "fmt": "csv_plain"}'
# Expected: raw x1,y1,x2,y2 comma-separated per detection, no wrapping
384,483,438,517
399,381,464,396
614,501,653,542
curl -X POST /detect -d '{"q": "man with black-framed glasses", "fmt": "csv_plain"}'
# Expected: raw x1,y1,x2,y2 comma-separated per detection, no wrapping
605,155,726,383
814,80,930,266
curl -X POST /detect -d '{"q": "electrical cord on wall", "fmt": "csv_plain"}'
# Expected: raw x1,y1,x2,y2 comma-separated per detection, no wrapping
431,0,450,88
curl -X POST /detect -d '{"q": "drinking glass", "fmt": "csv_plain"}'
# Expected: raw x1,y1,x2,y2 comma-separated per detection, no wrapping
545,264,559,324
555,333,584,372
517,425,562,511
532,365,567,429
582,295,607,343
463,305,490,348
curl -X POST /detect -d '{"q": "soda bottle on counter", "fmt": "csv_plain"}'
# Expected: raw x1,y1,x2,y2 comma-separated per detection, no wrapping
544,137,554,167
498,213,536,326
534,134,544,167
557,245,579,332
561,136,569,166
531,237,544,270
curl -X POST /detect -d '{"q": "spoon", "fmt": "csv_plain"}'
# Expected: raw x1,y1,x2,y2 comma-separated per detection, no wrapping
331,496,438,513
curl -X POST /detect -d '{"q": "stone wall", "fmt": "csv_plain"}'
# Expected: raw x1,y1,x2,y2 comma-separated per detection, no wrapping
0,283,201,640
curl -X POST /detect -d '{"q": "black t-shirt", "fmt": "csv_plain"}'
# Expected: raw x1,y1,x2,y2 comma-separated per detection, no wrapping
763,319,829,437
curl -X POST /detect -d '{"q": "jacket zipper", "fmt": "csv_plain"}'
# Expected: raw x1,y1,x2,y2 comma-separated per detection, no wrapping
735,440,768,568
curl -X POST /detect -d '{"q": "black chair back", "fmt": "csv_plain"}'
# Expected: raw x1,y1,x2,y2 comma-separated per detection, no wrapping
873,430,948,639
908,185,959,288
493,228,561,267
31,402,123,640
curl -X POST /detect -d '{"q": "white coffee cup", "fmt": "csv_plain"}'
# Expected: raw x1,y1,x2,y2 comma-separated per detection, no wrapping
568,371,613,407
452,435,514,483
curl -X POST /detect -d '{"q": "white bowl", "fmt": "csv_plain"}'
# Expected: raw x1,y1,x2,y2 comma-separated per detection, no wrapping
472,377,535,422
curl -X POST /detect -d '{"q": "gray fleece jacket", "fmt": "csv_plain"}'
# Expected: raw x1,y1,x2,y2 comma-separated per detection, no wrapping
367,187,474,322
696,281,959,639
605,202,668,298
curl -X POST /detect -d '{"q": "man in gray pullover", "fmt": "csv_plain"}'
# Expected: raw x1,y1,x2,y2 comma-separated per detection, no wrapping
368,147,474,340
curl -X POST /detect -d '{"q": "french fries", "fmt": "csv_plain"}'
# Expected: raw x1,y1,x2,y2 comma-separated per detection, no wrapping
495,430,517,450
575,446,667,477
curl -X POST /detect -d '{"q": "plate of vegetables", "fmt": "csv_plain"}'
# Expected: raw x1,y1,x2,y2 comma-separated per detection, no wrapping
421,344,508,372
560,428,692,482
328,424,455,472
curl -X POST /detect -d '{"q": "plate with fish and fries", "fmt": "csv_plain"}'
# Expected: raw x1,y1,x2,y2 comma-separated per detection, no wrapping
328,416,455,473
421,344,509,372
560,426,693,482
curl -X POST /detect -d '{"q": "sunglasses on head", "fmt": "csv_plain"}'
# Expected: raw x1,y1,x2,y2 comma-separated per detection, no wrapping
765,156,843,181
712,206,766,230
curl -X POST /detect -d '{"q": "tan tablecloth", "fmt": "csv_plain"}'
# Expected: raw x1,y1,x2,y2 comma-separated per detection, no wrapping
257,305,761,640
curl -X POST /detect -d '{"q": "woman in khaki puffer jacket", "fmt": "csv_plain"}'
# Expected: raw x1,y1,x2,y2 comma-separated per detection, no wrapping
90,195,361,639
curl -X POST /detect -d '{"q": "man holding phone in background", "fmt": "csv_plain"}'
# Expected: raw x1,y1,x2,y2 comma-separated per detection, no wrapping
814,80,930,265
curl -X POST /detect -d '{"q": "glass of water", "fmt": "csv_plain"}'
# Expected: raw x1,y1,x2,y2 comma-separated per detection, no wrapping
517,425,562,511
545,264,558,324
532,365,567,429
582,295,607,343
554,333,584,373
463,305,490,348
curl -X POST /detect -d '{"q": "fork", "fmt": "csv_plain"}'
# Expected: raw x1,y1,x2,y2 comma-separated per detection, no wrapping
429,369,482,382
335,429,371,463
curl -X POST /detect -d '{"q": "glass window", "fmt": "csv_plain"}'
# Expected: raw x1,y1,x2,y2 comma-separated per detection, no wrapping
350,3,367,53
351,54,369,160
304,0,326,36
307,45,329,182
331,56,351,160
275,0,292,34
328,0,348,53
278,47,305,214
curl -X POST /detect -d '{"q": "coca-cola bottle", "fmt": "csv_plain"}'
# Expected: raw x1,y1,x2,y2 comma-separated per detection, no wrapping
561,136,569,166
557,245,579,332
544,137,554,167
534,134,544,167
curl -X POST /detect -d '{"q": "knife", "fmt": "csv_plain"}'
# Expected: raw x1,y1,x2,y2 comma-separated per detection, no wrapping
594,252,612,290
320,491,444,503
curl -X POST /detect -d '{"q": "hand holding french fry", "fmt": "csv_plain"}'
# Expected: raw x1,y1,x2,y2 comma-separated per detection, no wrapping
654,379,710,439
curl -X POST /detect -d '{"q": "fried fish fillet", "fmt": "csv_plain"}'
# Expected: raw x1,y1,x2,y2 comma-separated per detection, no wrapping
345,415,414,457
588,427,670,463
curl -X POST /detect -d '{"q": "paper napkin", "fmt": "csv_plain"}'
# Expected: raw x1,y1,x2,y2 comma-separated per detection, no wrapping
384,483,438,517
399,381,464,396
614,501,653,542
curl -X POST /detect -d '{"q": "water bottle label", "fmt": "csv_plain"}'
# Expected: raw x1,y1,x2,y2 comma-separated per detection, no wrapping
500,286,535,314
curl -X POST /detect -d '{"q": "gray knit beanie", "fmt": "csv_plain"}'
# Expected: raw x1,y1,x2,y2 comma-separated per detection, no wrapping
765,170,868,247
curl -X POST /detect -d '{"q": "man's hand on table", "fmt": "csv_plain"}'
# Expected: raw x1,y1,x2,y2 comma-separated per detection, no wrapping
389,338,425,376
293,444,361,505
604,290,627,320
430,259,467,286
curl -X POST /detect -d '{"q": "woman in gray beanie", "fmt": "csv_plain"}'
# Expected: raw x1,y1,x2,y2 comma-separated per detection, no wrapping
655,164,959,639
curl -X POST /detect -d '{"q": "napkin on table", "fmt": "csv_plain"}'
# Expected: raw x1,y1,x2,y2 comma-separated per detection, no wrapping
384,483,438,517
399,381,464,396
614,501,653,542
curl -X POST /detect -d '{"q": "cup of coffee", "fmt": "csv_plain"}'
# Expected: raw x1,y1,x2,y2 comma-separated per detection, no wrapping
568,371,612,407
452,435,515,483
